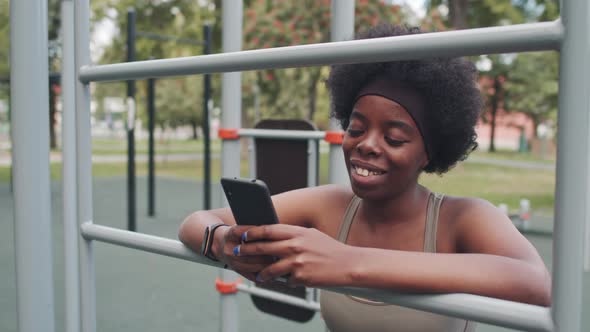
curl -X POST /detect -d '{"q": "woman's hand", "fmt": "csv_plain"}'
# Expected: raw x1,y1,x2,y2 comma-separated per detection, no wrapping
235,224,357,287
213,225,275,282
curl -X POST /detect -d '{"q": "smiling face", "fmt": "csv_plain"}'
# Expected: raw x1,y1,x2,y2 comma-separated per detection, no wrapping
342,95,429,201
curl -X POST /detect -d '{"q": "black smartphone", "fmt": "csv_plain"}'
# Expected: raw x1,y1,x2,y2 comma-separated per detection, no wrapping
221,177,279,226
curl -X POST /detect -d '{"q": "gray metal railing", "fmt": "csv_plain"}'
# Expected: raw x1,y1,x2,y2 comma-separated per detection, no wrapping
77,21,562,83
80,222,553,332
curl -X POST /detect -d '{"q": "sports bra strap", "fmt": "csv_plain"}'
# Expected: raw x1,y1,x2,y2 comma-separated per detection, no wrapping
338,196,362,242
423,192,444,253
336,193,445,253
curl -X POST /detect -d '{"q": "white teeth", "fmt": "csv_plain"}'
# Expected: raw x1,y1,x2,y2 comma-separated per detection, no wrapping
354,166,382,177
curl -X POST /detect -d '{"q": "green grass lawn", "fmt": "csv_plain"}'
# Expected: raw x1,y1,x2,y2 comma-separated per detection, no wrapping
419,163,555,215
1,140,556,215
0,157,249,183
62,138,558,163
471,149,555,164
91,137,221,155
1,155,554,215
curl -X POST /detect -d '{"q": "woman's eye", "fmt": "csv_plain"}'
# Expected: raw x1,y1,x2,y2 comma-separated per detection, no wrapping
347,129,364,137
385,137,406,146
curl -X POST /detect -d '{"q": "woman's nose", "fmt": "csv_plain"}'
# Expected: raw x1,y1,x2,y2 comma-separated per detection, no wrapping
356,132,382,156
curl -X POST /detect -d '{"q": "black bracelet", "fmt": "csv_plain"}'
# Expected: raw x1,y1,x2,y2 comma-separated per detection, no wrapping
201,223,229,261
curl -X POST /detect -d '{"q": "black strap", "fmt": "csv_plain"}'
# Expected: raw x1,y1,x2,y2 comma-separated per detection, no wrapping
202,223,229,261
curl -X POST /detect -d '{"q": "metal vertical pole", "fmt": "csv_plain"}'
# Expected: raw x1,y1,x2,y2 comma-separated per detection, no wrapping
248,137,256,178
10,0,55,331
307,139,318,187
147,77,155,217
61,1,81,332
329,0,354,185
203,23,212,210
127,8,137,231
553,0,589,331
8,84,13,193
75,0,96,331
220,1,243,331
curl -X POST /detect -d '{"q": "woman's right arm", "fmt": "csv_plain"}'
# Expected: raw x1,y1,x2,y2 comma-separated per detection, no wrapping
177,208,235,259
179,208,272,281
177,184,350,279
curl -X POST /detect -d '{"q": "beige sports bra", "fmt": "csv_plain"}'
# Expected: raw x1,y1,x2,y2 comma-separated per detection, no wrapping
320,193,476,332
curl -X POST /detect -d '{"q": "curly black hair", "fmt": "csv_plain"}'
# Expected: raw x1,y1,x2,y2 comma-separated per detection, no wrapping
327,24,483,174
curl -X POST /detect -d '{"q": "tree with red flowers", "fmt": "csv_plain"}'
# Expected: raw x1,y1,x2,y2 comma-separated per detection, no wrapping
243,0,406,126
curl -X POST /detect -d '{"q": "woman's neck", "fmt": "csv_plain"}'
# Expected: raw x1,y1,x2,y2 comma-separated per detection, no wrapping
358,184,430,225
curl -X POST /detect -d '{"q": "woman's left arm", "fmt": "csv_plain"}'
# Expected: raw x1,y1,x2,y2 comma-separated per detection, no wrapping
438,197,552,306
236,198,551,306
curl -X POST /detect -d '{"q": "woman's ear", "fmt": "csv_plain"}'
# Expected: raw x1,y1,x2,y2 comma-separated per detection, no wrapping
421,157,429,170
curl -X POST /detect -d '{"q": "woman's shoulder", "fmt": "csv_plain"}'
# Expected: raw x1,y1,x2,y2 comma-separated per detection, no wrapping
275,184,354,204
272,184,355,230
438,194,517,252
439,194,501,219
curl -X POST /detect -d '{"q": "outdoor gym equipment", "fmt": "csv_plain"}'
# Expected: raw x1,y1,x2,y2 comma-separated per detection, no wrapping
125,8,213,231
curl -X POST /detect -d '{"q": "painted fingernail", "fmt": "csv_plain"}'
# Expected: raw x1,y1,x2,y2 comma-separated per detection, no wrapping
241,232,248,243
233,245,240,256
256,273,264,283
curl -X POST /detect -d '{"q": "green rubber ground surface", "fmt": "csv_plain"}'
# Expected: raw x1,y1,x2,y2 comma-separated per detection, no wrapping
1,177,588,331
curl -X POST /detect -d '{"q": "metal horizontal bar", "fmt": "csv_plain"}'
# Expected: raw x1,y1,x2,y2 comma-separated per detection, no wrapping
80,20,562,83
325,287,553,332
80,222,224,269
81,223,553,331
238,128,326,140
236,284,321,311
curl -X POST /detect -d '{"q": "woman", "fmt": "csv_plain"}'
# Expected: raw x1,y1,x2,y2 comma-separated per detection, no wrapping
178,24,551,331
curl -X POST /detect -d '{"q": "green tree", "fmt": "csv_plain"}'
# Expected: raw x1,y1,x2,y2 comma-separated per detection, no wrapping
0,0,9,99
426,0,536,28
155,77,203,139
425,0,559,151
0,0,62,148
93,0,215,139
478,55,512,152
504,1,560,135
0,0,8,132
48,0,62,149
505,51,559,134
242,0,405,127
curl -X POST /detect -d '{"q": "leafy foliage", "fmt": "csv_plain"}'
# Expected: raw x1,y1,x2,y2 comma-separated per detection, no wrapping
0,0,61,147
0,0,9,79
0,0,8,127
92,0,215,138
242,0,405,128
505,51,559,127
425,0,560,151
155,76,203,136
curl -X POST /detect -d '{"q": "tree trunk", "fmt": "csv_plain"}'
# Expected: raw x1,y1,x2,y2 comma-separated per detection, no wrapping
190,121,198,140
306,68,321,121
531,114,540,138
449,0,468,29
488,76,501,152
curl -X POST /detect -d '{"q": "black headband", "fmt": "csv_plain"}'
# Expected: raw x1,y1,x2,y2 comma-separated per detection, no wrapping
353,77,433,159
